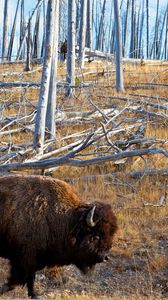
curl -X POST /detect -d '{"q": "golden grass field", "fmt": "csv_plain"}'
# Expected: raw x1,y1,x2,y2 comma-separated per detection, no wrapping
0,58,167,299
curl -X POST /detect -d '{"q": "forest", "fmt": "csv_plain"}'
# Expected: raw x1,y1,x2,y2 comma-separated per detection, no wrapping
0,0,168,299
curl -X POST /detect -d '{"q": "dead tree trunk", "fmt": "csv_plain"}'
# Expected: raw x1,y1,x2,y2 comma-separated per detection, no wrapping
20,0,25,60
41,0,46,58
163,5,168,60
7,0,21,61
75,0,80,45
150,0,159,59
129,0,136,58
25,17,32,71
66,0,76,96
113,0,124,92
157,6,167,59
2,0,9,61
107,3,113,53
155,0,160,59
123,0,130,57
45,0,59,138
96,0,107,51
32,0,41,59
16,0,43,61
138,0,144,58
34,0,56,153
146,0,149,58
86,0,93,49
78,0,87,68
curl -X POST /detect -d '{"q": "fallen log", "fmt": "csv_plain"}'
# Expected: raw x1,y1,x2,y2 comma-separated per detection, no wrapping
95,95,168,111
0,147,167,171
129,168,168,177
128,93,168,102
0,81,91,90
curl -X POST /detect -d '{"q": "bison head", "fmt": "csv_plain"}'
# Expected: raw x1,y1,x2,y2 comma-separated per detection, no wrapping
69,202,117,274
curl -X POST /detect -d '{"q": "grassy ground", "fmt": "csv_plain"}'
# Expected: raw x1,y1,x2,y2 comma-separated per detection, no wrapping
0,59,167,299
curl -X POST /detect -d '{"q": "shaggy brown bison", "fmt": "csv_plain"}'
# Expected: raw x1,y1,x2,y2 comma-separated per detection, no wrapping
0,175,117,298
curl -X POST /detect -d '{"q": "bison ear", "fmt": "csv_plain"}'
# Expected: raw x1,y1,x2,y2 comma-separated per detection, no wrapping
86,205,98,227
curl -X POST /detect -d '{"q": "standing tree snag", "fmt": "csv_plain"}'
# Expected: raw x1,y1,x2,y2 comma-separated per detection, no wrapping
113,0,124,92
66,0,76,96
2,0,9,61
33,0,56,153
78,0,87,68
46,0,59,137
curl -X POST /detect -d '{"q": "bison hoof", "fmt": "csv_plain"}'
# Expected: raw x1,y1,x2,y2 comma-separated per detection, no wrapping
30,294,41,299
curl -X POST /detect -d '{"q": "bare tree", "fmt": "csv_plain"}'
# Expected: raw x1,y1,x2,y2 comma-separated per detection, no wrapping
2,0,9,61
20,0,25,60
110,18,115,54
123,0,130,57
25,17,32,71
34,0,57,153
157,5,167,59
113,0,124,92
96,0,107,51
16,0,43,61
107,2,113,53
163,4,168,60
146,0,149,58
75,0,80,45
7,0,21,61
46,0,60,138
66,0,76,96
150,0,160,59
130,0,136,58
138,0,145,58
154,0,160,59
41,0,46,58
32,0,41,59
78,0,87,68
86,0,93,49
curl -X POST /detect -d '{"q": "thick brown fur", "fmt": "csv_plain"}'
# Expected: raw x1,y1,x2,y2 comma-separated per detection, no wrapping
59,39,67,60
0,175,117,298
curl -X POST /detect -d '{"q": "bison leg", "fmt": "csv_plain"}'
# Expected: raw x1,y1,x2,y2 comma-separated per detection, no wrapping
1,259,36,296
0,264,21,295
27,274,39,299
0,282,15,295
11,262,39,298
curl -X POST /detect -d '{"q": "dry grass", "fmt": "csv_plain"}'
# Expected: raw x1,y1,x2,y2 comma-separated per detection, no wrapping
0,59,168,299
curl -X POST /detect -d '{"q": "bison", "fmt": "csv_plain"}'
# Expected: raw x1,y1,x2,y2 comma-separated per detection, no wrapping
59,39,67,60
0,174,117,298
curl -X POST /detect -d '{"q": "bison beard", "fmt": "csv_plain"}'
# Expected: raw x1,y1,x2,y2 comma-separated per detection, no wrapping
0,175,117,298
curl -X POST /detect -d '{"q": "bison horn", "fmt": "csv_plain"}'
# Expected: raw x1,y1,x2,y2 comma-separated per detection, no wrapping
86,205,96,227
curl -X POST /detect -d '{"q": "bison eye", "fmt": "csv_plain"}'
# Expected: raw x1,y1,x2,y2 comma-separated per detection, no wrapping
90,235,100,243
